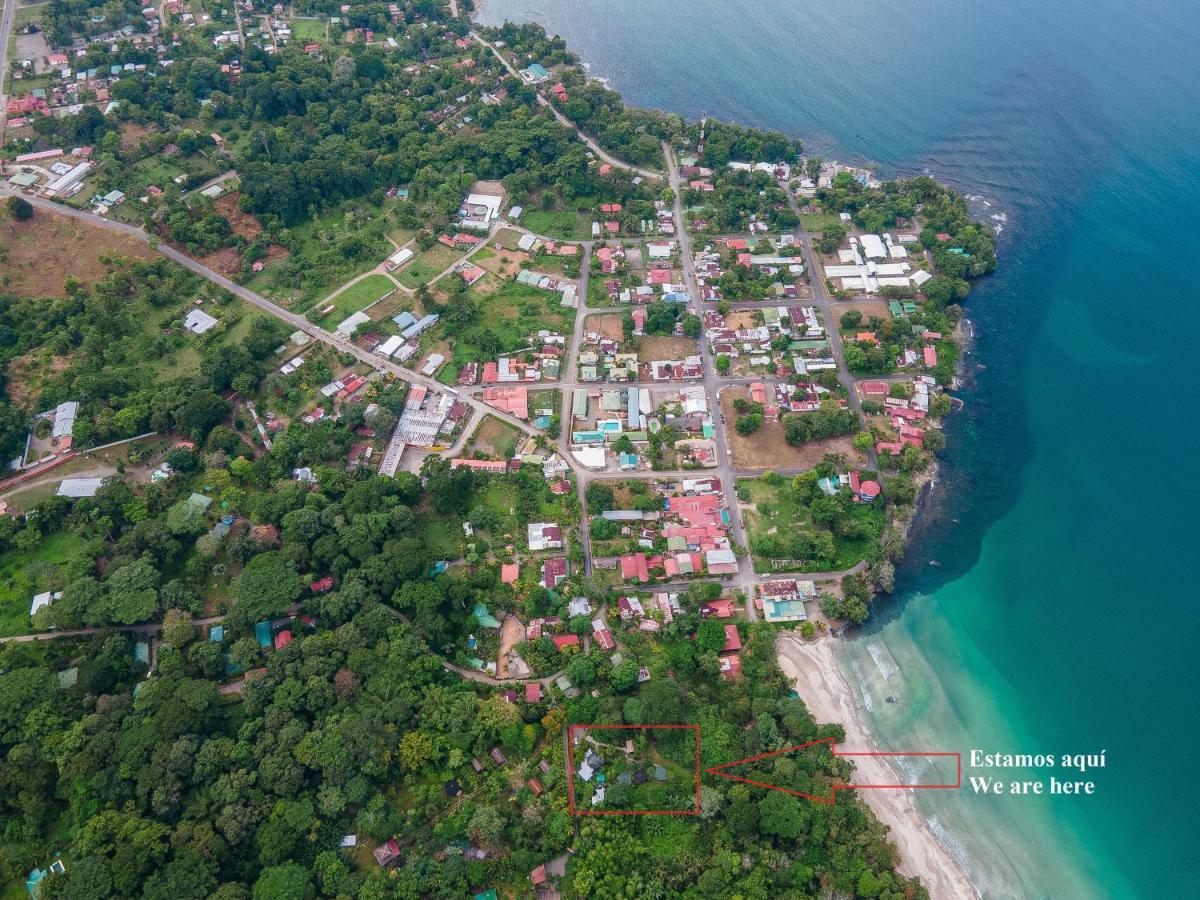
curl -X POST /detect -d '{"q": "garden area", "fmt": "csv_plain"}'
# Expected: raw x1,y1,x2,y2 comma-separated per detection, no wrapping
0,532,89,637
737,474,884,573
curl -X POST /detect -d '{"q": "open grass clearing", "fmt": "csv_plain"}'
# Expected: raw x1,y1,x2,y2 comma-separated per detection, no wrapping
585,314,625,341
800,212,846,232
316,274,396,327
290,18,327,43
720,388,861,470
0,208,155,297
468,416,521,459
638,335,698,362
0,532,90,637
395,245,460,289
521,207,593,240
435,280,575,379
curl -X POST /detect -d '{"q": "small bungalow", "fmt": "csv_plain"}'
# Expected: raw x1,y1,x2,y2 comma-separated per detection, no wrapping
373,838,402,868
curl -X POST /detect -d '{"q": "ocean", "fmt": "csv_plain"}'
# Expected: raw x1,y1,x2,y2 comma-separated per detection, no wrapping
478,1,1200,897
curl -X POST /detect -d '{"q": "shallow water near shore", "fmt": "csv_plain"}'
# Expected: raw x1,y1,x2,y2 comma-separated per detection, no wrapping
480,0,1200,896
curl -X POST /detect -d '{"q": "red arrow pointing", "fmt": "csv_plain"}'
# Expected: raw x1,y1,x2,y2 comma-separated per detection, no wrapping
705,737,961,805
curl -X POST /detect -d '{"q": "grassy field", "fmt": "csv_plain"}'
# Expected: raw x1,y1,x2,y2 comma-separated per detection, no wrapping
801,212,846,232
436,280,575,378
475,474,571,548
290,18,327,43
315,274,396,327
0,208,156,298
395,245,459,289
0,532,90,637
522,208,593,240
469,416,521,459
418,514,465,560
275,199,392,306
638,335,698,362
738,476,882,573
587,274,621,307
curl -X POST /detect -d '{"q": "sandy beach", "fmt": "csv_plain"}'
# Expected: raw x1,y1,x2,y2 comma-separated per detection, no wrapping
776,634,978,900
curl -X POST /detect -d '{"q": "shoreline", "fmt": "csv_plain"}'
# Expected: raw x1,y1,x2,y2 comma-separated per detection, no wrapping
472,6,989,893
776,633,979,900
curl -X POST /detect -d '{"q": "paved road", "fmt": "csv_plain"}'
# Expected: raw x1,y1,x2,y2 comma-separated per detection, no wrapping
0,187,559,468
556,243,598,575
782,182,878,469
664,142,761,617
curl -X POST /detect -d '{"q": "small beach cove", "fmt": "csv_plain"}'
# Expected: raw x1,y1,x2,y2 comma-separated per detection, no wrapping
777,634,976,899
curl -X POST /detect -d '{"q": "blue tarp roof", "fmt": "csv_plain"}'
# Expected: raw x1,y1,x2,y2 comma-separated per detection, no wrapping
254,621,272,647
473,602,501,629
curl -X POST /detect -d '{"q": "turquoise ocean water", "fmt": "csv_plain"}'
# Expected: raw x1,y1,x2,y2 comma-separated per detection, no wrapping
479,1,1200,896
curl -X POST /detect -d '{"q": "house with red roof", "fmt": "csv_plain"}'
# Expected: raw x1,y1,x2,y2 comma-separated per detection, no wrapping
719,654,743,679
717,625,743,679
458,362,479,385
458,264,486,286
702,598,735,618
528,522,563,551
541,557,568,589
668,494,724,528
923,346,938,368
551,634,581,651
721,624,742,653
899,424,926,448
599,163,613,176
525,682,542,702
274,630,293,650
619,552,650,583
451,458,508,473
500,562,519,585
373,838,402,868
593,627,616,651
310,576,335,593
482,385,529,419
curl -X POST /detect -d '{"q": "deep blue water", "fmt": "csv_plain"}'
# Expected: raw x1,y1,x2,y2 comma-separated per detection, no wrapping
479,1,1200,896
